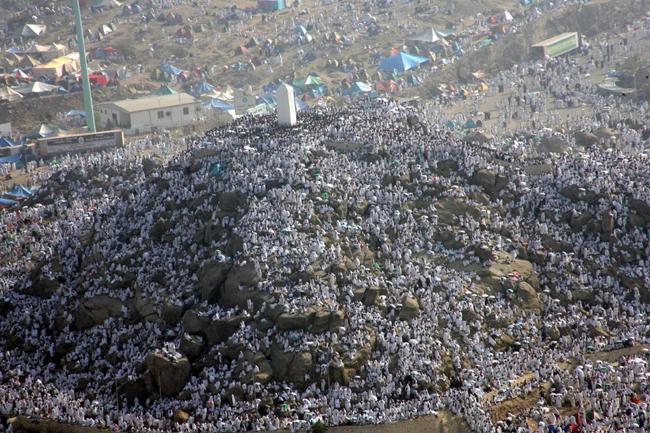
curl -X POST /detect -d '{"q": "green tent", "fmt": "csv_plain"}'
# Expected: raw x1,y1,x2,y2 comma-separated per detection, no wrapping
152,84,178,96
292,75,324,89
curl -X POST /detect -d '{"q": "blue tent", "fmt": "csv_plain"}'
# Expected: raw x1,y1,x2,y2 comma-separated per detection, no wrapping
0,154,22,165
0,137,15,147
189,82,215,97
0,197,17,208
6,185,33,198
464,119,477,129
378,52,428,73
160,64,182,75
203,98,234,111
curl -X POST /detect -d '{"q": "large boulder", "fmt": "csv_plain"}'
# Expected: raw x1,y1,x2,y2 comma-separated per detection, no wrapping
116,376,148,404
539,135,568,153
26,276,59,299
574,131,598,147
179,333,205,359
74,296,123,330
219,191,247,212
399,295,420,321
221,261,261,307
181,309,211,334
569,211,593,232
204,315,247,345
470,169,507,194
275,311,312,331
288,352,313,386
162,301,183,325
144,351,191,396
270,344,293,382
516,281,541,313
197,259,232,303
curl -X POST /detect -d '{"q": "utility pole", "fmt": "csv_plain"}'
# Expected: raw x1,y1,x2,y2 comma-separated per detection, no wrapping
73,0,96,132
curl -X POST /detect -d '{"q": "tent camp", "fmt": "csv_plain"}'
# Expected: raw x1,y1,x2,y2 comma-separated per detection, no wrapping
379,52,428,73
21,24,47,38
13,81,61,96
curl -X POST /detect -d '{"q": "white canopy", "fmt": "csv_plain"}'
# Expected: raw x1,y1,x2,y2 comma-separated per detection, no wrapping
21,24,47,38
407,28,442,43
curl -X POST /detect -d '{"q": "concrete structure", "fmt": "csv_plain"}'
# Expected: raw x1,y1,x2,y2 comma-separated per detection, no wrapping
96,93,200,135
531,32,579,59
277,83,297,127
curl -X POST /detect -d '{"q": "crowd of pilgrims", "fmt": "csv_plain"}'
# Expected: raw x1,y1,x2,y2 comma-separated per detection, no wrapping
1,59,650,433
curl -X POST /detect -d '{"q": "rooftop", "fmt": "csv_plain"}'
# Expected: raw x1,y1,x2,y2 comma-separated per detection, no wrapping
100,93,197,113
532,32,577,47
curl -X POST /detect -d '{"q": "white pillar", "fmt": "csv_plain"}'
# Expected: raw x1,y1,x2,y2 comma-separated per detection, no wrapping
277,83,297,127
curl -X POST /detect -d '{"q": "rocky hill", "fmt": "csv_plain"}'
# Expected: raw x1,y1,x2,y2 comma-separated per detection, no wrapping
1,102,649,432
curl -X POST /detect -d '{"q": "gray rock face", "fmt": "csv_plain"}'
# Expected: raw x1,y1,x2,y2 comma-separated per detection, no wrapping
74,295,123,330
197,259,232,302
221,261,261,307
270,345,312,385
574,131,598,147
470,169,508,194
276,312,311,331
26,276,59,299
516,281,541,313
144,351,191,396
179,333,205,359
181,309,211,334
204,315,246,345
539,136,568,153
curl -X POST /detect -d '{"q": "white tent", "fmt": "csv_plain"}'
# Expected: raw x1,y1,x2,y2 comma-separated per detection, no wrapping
21,24,47,38
99,24,113,35
407,28,441,43
500,11,513,22
38,124,59,138
13,81,60,96
0,86,23,102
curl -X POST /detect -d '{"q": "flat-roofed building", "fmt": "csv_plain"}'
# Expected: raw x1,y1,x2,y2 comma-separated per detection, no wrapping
96,93,201,135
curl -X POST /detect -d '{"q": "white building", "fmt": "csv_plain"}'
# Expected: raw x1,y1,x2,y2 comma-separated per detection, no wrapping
96,93,201,135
